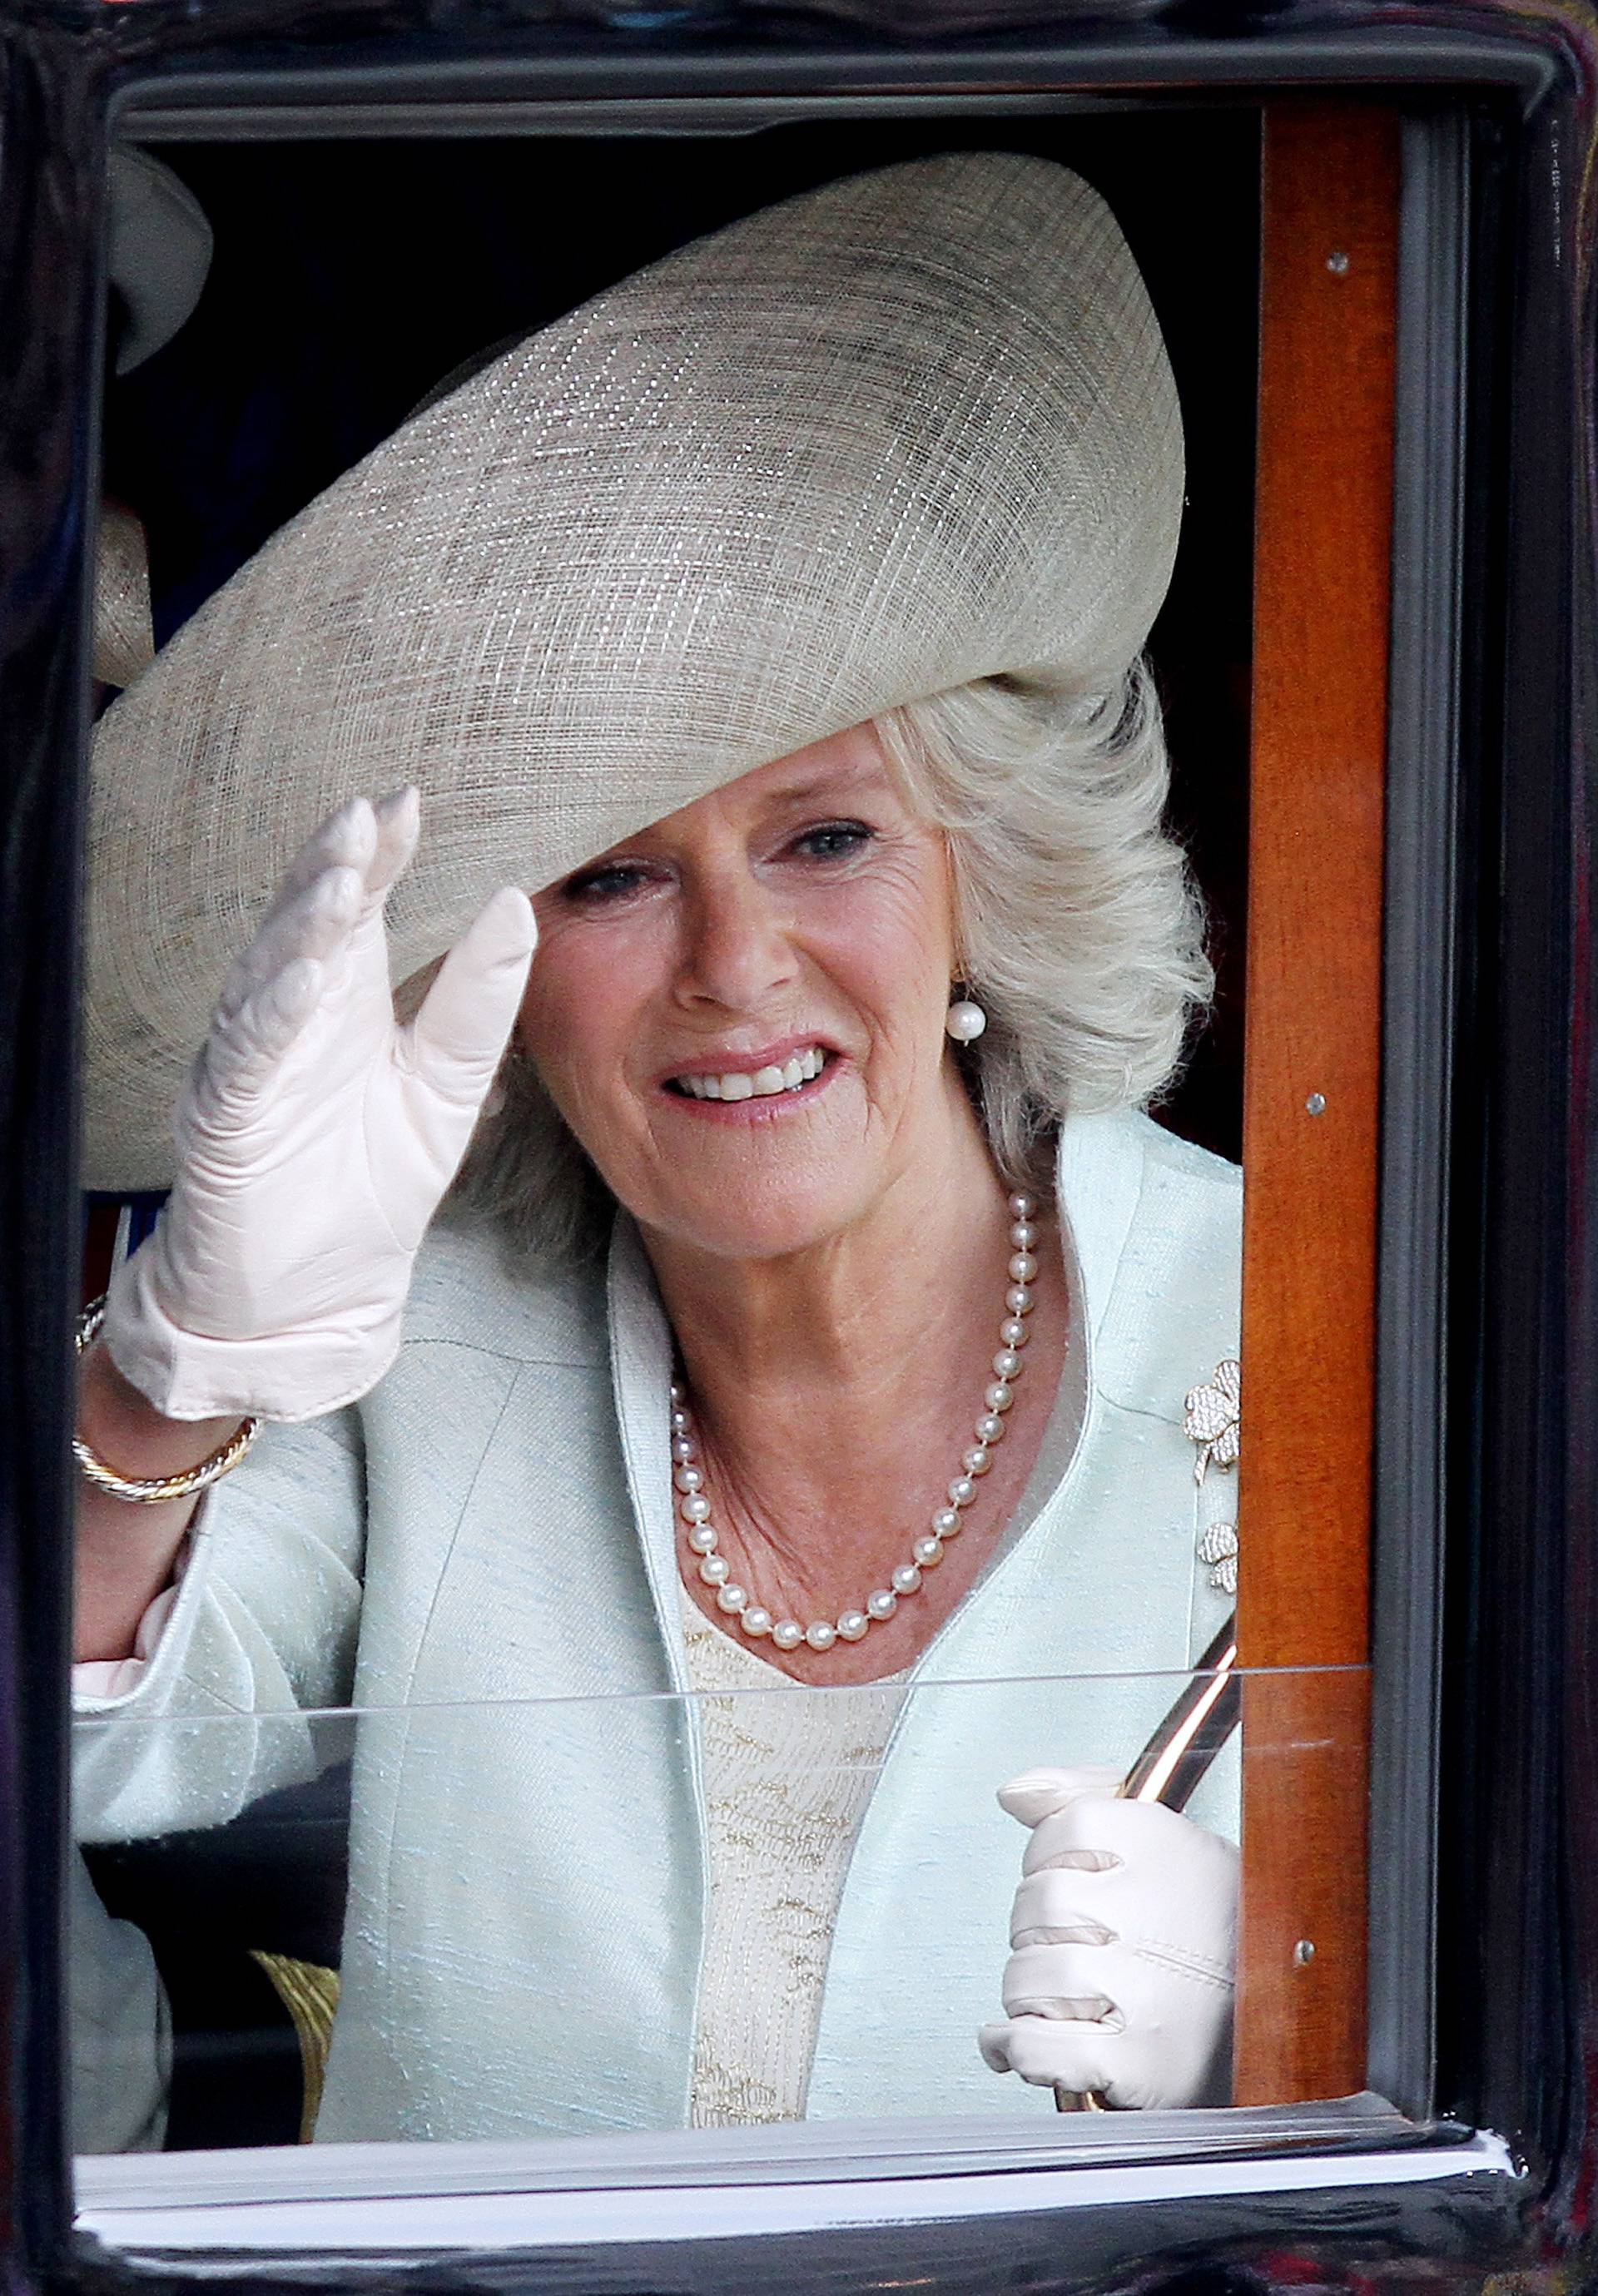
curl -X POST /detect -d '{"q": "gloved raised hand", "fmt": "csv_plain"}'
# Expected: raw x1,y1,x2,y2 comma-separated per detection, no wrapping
978,1766,1238,2110
102,790,536,1423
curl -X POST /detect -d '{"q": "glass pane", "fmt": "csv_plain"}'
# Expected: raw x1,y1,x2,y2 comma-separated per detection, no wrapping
67,1661,1367,2159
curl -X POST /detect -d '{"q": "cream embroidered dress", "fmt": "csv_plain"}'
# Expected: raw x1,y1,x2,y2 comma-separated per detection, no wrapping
680,1590,906,2125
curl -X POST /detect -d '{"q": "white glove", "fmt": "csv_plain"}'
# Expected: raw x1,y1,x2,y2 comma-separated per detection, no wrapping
103,790,536,1423
978,1766,1238,2110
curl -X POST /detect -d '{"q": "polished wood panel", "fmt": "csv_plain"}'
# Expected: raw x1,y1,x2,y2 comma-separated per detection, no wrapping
1233,103,1399,2106
1238,1669,1373,2100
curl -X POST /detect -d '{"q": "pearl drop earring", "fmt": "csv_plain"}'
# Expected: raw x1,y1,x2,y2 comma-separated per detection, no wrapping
945,996,987,1044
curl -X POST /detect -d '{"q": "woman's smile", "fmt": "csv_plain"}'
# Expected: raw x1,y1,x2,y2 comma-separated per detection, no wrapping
658,1039,838,1115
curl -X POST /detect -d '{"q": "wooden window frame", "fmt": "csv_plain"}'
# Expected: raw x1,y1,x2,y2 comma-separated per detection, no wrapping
1236,101,1398,2106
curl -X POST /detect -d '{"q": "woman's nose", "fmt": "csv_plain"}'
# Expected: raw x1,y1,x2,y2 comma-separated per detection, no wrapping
675,868,800,1011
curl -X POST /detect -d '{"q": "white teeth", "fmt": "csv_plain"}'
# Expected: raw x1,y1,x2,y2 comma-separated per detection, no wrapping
676,1048,828,1100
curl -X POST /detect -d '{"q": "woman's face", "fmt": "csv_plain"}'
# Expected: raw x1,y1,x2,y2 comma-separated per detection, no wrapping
519,725,970,1260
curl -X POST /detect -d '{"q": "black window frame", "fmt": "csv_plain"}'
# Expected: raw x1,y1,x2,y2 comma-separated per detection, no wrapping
0,4,1592,2289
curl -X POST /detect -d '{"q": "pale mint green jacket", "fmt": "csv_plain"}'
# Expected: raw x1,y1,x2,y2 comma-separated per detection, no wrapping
74,1107,1241,2144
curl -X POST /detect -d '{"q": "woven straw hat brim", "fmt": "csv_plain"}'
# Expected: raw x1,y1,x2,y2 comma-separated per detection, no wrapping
85,151,1183,1191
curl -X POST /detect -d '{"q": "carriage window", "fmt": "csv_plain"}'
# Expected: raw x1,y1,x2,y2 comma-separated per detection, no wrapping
68,94,1412,2199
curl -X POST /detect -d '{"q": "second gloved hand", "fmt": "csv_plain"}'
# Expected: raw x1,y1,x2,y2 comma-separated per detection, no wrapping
978,1767,1238,2110
103,790,536,1423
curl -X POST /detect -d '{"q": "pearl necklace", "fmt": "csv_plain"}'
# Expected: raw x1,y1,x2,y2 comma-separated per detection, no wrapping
672,1193,1040,1656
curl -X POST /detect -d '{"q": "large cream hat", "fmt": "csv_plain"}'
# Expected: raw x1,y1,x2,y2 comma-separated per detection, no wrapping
85,151,1184,1190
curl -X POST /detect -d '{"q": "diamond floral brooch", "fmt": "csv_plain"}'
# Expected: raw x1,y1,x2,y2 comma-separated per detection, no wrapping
1184,1358,1240,1594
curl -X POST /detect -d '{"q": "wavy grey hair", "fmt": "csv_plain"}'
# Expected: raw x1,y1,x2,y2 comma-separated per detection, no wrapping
449,662,1210,1263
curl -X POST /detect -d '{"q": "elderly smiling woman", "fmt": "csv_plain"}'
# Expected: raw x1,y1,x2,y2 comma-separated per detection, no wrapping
72,152,1242,2142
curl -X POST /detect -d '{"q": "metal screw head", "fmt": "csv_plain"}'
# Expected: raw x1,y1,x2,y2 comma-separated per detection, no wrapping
1294,1938,1317,1966
1327,250,1351,275
1305,1092,1327,1116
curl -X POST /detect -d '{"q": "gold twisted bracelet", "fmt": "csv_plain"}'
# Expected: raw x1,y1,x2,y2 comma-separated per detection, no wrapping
74,1297,262,1505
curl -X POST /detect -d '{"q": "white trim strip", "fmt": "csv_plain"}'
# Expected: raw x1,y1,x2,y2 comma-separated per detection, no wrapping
78,2132,1515,2254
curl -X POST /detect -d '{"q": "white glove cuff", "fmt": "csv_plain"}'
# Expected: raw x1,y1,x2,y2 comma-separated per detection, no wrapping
103,1247,401,1424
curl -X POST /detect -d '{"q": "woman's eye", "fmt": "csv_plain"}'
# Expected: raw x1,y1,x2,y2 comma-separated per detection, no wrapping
561,860,652,905
791,820,875,862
